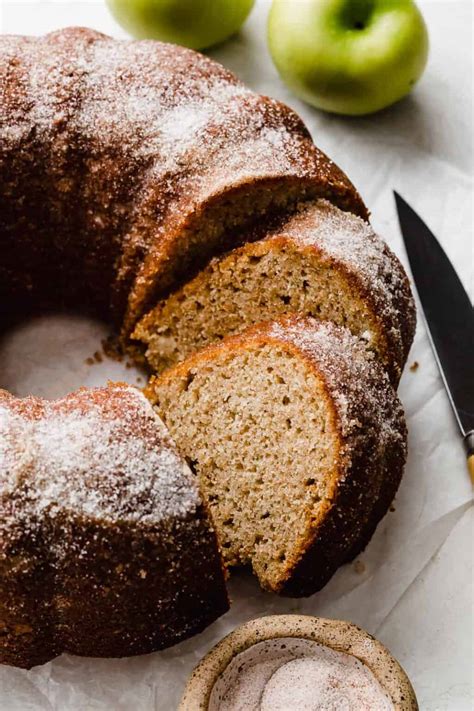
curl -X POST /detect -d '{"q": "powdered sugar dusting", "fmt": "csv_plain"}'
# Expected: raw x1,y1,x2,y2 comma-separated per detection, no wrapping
0,384,201,527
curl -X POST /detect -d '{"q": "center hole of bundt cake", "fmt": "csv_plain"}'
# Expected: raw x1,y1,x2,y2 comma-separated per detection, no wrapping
0,314,144,398
154,344,338,592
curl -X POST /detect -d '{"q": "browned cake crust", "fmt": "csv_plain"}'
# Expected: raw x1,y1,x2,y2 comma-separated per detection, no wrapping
261,319,407,596
0,27,366,332
0,384,228,668
149,317,407,597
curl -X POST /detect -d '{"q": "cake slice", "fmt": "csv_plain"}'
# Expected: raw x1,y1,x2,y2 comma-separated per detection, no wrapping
147,317,407,597
133,200,415,384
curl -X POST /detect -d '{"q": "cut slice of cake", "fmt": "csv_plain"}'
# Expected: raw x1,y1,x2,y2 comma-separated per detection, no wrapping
133,200,415,384
146,317,407,597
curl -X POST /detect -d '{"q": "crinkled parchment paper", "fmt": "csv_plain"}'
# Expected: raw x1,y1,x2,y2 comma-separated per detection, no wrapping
0,1,472,709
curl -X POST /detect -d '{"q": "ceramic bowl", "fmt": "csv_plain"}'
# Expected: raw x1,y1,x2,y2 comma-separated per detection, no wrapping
179,615,418,710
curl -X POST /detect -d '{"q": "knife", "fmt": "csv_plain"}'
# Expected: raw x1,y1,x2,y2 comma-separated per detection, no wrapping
394,191,474,483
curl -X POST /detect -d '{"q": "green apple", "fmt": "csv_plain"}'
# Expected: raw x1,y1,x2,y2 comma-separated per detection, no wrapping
107,0,255,50
268,0,429,116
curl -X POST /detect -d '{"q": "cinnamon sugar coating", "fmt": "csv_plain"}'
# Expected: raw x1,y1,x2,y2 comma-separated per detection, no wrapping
179,615,418,711
0,28,367,667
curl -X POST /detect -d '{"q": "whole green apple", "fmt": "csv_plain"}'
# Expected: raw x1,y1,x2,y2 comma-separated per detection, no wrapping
107,0,255,50
268,0,429,116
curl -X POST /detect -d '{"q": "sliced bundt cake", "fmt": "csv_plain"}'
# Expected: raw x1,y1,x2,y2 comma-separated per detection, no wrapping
147,317,407,597
134,200,415,383
0,27,412,666
0,28,367,665
0,384,228,669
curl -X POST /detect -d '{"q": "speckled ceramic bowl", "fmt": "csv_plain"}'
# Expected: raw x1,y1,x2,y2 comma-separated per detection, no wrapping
179,615,418,710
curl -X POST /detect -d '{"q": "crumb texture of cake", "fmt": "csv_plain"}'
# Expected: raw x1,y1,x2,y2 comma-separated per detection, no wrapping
0,27,366,333
134,199,415,383
0,383,228,669
148,317,407,597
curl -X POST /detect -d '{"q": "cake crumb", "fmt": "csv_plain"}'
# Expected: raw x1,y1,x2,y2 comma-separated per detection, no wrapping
354,560,366,575
409,361,419,372
85,357,95,366
102,335,124,362
93,350,103,363
389,505,396,512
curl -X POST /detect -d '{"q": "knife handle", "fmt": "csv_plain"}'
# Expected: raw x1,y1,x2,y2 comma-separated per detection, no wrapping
464,431,474,485
468,455,474,485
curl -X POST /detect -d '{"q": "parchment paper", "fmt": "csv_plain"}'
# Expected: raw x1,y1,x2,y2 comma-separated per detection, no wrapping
0,1,472,709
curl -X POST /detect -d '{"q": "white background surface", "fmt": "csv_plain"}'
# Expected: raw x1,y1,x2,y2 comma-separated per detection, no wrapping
0,1,472,709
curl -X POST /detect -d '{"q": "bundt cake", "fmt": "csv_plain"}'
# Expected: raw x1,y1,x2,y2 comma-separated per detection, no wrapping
0,27,366,333
0,26,369,667
0,384,228,669
147,317,407,597
0,27,413,667
133,199,415,384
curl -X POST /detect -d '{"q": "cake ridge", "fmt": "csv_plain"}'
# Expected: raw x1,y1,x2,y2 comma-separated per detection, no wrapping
0,383,228,668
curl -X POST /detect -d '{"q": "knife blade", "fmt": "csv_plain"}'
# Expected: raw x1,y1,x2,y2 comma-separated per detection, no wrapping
394,191,474,482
